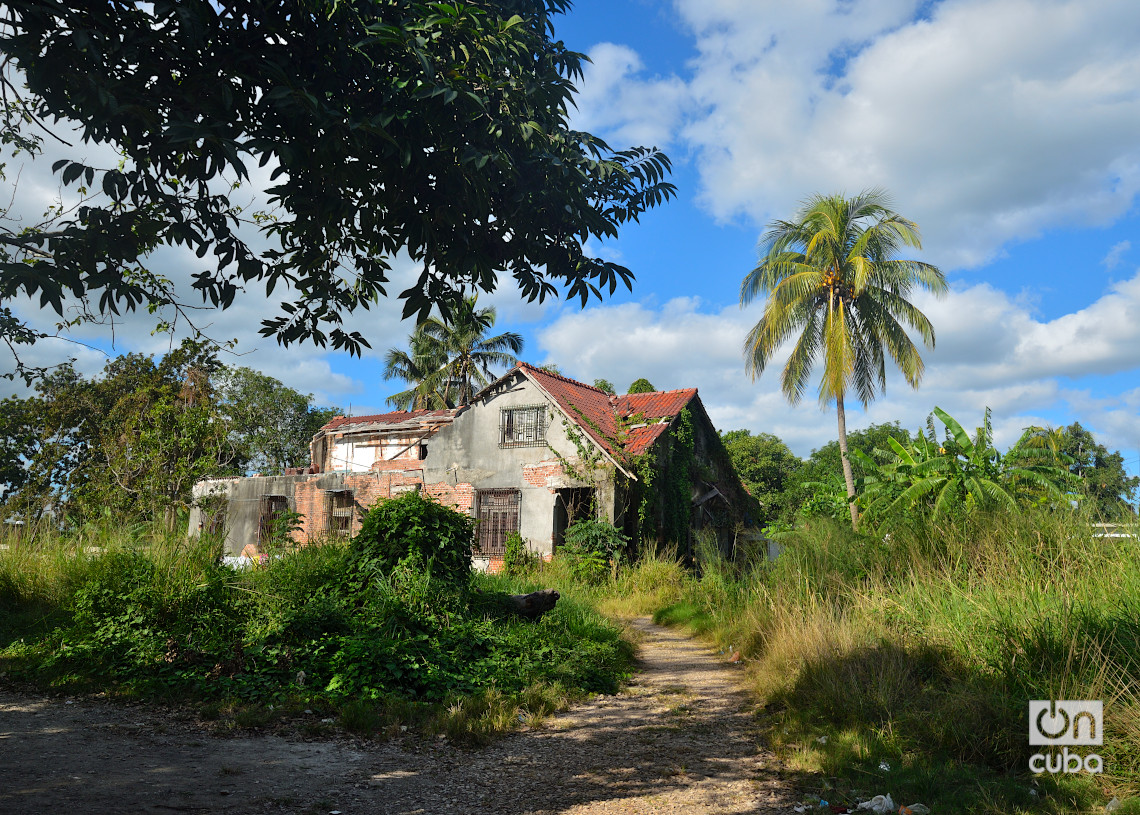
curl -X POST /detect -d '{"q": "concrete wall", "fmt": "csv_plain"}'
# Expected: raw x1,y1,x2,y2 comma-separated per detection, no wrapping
413,375,605,558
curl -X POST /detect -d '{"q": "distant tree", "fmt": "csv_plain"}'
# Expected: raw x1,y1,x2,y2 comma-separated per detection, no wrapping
593,378,616,394
1058,423,1139,515
537,363,563,376
783,422,912,520
384,296,522,409
0,396,37,505
741,190,948,529
1016,422,1140,517
0,342,334,525
719,430,803,523
0,340,241,525
0,0,675,376
627,378,656,394
219,367,341,475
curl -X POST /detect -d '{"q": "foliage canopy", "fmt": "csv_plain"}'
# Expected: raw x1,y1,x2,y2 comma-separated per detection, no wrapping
855,407,1077,526
0,0,674,370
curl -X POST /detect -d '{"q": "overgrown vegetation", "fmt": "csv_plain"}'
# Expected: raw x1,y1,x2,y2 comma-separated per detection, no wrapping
558,513,1138,814
0,494,632,742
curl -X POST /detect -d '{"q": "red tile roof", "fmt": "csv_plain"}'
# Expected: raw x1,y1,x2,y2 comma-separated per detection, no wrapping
514,364,697,460
326,366,700,463
319,409,456,433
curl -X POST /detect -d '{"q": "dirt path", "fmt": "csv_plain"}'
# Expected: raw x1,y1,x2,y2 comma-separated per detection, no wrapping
0,619,795,814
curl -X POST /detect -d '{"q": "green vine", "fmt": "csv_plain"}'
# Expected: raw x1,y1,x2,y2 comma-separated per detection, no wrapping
545,406,698,549
662,409,695,546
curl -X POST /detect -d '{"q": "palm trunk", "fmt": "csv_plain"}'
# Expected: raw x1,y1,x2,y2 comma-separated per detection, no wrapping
836,394,859,530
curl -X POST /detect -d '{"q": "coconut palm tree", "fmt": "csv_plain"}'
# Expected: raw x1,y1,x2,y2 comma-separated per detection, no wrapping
383,324,450,410
384,296,523,409
740,190,948,529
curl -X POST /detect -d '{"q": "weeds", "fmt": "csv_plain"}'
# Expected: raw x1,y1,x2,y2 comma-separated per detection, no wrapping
0,508,632,742
554,512,1139,814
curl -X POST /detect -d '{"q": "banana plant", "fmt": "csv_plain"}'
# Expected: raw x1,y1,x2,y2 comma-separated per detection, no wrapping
855,407,1077,526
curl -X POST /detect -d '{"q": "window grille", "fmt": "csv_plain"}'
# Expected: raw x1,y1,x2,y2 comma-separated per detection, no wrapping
325,489,355,536
475,489,520,555
499,405,547,447
257,495,288,546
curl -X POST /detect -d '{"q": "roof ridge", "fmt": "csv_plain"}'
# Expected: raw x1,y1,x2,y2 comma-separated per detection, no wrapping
517,361,606,394
621,387,697,396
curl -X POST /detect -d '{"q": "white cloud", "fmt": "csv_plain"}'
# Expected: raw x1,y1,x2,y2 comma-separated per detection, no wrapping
1104,240,1132,269
570,43,691,149
578,0,1140,269
537,271,1140,457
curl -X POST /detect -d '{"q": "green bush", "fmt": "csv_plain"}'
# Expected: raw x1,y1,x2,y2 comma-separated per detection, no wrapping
350,490,474,589
559,519,628,583
501,532,533,577
0,516,634,741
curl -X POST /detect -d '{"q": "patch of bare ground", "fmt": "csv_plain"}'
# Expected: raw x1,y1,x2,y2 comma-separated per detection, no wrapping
0,618,795,814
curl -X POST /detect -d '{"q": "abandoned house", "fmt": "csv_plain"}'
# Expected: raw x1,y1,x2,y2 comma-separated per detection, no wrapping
189,363,759,568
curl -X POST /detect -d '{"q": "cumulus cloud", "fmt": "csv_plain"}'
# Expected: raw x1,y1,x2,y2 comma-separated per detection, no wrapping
537,272,1140,456
570,43,691,149
577,0,1140,269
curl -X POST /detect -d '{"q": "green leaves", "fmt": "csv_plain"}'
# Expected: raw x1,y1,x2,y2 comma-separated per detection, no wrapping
740,190,947,409
856,406,1078,528
2,0,675,359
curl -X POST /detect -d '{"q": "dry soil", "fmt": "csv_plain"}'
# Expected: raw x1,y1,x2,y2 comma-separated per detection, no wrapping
0,618,796,814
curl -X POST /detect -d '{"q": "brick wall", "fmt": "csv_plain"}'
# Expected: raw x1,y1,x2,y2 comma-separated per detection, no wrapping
287,474,474,545
522,460,565,491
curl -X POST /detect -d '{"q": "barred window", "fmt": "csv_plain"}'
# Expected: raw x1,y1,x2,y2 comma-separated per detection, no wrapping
476,489,520,555
499,405,547,447
325,489,355,537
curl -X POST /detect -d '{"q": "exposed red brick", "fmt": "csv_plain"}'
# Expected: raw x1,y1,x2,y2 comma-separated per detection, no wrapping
522,461,565,490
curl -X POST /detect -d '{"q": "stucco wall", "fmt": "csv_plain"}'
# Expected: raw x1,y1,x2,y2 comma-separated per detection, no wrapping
413,375,605,555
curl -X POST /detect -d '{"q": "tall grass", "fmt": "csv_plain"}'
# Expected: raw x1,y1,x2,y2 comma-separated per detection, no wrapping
578,511,1139,814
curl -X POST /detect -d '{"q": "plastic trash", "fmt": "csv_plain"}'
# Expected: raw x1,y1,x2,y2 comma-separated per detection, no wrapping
1106,799,1121,813
878,760,891,772
900,805,931,815
817,735,829,744
856,794,896,814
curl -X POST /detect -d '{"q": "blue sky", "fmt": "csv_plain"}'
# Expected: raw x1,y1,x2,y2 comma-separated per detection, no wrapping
5,0,1140,478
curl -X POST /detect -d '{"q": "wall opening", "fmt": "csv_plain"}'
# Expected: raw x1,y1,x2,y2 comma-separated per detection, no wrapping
256,494,288,548
553,487,595,550
475,488,520,556
325,489,355,537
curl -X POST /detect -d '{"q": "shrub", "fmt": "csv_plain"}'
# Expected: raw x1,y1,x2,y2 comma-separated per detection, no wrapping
501,532,534,577
350,490,474,589
559,519,628,583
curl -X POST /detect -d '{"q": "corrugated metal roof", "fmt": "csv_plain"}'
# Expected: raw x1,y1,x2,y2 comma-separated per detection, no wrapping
319,409,456,433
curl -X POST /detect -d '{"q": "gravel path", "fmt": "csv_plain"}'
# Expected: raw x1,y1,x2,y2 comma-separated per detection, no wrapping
0,618,795,814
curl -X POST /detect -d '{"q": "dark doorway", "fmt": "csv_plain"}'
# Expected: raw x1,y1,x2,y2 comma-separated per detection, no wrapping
553,487,595,550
